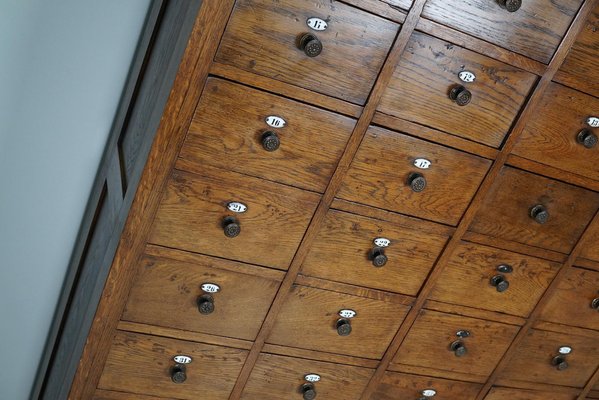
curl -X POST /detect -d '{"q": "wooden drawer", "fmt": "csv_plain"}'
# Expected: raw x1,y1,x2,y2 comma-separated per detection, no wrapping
180,78,354,193
484,387,577,400
580,220,599,263
469,167,599,254
266,285,410,359
378,31,536,148
337,126,491,226
94,390,167,400
513,83,599,181
215,0,399,105
149,166,320,270
122,247,284,341
241,353,374,399
373,371,482,400
496,328,599,388
429,242,560,318
421,0,583,63
555,5,599,98
390,309,519,383
301,209,449,296
539,267,599,331
97,331,248,399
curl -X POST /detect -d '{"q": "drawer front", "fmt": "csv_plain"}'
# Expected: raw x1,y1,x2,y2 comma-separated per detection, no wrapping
149,168,320,270
97,331,248,399
555,6,599,98
378,31,536,148
94,390,167,400
337,126,491,226
422,0,583,63
497,329,599,388
215,0,399,105
180,78,354,193
469,167,599,254
241,353,373,400
122,251,283,341
580,220,599,262
484,387,577,400
266,285,410,359
429,242,560,318
513,83,599,181
539,267,599,331
301,209,449,296
373,371,482,400
391,309,519,382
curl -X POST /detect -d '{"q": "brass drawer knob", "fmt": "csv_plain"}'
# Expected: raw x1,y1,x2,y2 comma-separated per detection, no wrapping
370,247,388,268
530,205,549,224
171,364,187,384
336,318,352,336
299,33,322,57
552,355,569,371
577,129,598,149
500,0,522,12
591,298,599,310
490,274,510,292
450,340,467,357
262,131,280,152
197,294,215,315
301,383,317,400
449,85,472,106
223,216,241,238
407,172,427,192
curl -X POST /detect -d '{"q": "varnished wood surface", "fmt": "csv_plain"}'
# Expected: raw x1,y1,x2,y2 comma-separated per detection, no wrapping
215,0,399,105
484,387,578,400
341,0,408,23
425,301,527,327
372,371,482,400
378,31,537,148
422,0,583,63
261,343,379,368
579,220,599,262
93,390,169,400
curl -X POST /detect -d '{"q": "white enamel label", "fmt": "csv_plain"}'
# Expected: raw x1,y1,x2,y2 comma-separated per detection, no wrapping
459,71,476,83
422,389,437,397
304,374,321,382
227,202,247,213
559,346,572,355
265,116,286,128
338,309,356,319
413,158,431,169
587,117,599,128
201,283,220,293
373,238,391,247
307,17,328,31
173,355,192,364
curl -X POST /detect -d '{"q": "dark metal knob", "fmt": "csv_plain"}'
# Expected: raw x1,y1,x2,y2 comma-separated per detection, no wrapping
450,340,467,357
530,205,549,224
298,33,322,57
449,85,472,106
223,216,240,238
577,129,598,149
370,247,388,268
301,383,317,400
262,131,280,152
171,364,187,384
197,294,215,315
499,0,522,12
336,318,352,336
490,274,510,292
407,172,427,192
552,355,569,371
591,298,599,310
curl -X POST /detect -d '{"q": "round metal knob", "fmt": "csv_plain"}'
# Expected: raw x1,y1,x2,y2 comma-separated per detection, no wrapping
591,298,599,310
407,172,427,192
171,364,187,384
450,340,467,357
336,318,352,336
530,205,549,224
552,355,569,371
301,383,317,400
262,131,280,152
197,294,215,315
500,0,522,12
298,33,322,57
490,274,510,293
223,216,240,238
449,85,472,106
370,247,388,268
577,129,598,149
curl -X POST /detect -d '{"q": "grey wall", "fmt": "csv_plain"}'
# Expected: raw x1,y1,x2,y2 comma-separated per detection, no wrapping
0,1,151,398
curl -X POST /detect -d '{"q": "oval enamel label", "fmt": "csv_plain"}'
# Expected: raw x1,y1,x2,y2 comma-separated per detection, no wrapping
422,389,437,397
558,346,572,355
587,117,599,128
227,202,247,213
173,355,192,364
338,309,356,319
456,330,470,338
201,283,220,293
459,71,476,83
265,116,286,128
413,158,431,169
304,374,321,382
373,237,391,247
307,17,328,31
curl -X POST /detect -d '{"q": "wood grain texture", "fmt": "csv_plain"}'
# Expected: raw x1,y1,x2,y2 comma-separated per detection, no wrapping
425,300,527,327
93,390,169,400
180,78,355,193
422,0,583,63
372,371,482,400
240,353,374,399
98,331,248,399
301,209,449,296
576,257,599,272
261,343,379,368
148,166,320,270
341,0,408,22
337,125,491,226
580,220,599,262
484,387,578,400
469,166,599,254
377,31,537,148
429,241,561,318
215,0,399,105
